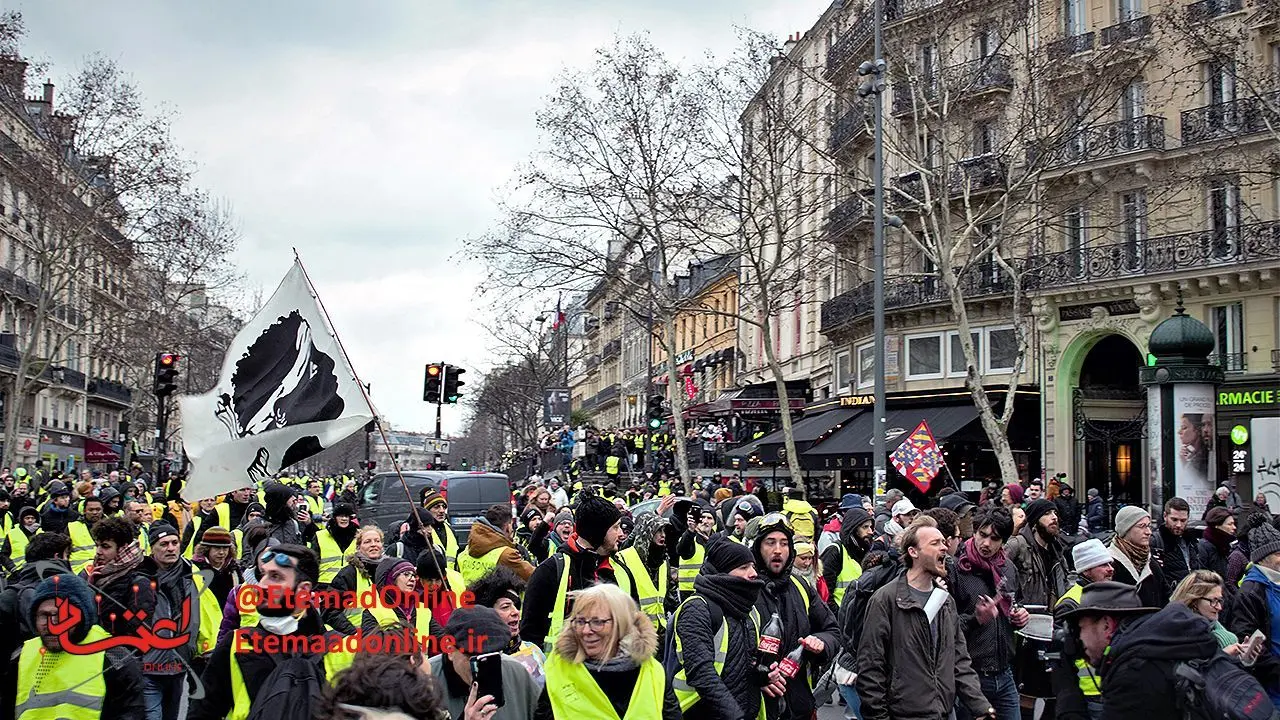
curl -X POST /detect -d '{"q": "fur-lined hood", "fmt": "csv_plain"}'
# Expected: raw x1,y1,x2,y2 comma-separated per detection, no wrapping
554,608,657,663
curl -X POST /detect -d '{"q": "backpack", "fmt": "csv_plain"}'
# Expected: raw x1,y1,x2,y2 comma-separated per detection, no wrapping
245,655,328,720
661,596,723,680
836,555,902,665
786,509,815,541
1174,653,1278,720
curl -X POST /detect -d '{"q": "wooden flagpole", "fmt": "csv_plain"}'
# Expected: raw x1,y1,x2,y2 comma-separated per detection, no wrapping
291,249,446,578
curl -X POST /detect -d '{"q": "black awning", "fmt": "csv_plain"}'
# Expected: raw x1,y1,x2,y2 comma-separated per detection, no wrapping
802,402,981,459
755,407,864,462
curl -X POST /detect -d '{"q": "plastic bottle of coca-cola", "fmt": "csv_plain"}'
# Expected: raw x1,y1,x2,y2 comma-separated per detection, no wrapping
758,611,784,658
778,643,805,679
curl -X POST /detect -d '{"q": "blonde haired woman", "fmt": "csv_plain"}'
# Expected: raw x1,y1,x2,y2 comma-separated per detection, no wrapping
534,583,680,720
1171,569,1253,656
327,525,385,634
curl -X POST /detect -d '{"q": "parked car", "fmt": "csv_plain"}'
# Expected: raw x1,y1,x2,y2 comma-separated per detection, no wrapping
357,470,511,544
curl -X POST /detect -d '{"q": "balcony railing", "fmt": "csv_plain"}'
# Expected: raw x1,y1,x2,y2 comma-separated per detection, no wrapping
0,267,40,304
892,155,1006,208
885,0,945,22
1047,33,1096,61
1188,0,1242,20
602,339,622,359
821,266,1018,332
892,55,1013,114
1036,115,1166,166
825,17,873,78
1208,353,1248,372
824,195,871,238
1181,91,1280,144
829,105,870,154
1027,220,1280,290
0,343,19,370
1100,15,1153,46
88,377,133,405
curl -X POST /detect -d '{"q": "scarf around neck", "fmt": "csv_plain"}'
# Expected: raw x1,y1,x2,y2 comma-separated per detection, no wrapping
957,537,1012,615
1114,535,1150,572
93,540,143,588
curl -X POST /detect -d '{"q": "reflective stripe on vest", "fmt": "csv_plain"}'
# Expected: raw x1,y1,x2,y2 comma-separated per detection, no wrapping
677,542,705,594
617,546,667,629
227,629,350,720
545,554,634,652
605,456,620,475
314,530,345,583
67,521,96,575
183,504,231,559
305,496,325,519
345,571,373,624
831,548,863,608
16,625,110,720
457,545,506,585
672,596,762,711
545,653,664,720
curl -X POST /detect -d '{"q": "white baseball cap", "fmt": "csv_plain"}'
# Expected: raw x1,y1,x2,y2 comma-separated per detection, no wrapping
891,499,919,517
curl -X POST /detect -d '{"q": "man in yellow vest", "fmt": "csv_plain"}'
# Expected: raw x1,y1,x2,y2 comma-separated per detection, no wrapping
17,572,145,720
64,495,103,575
674,498,715,599
1053,538,1115,717
180,497,231,559
187,544,351,720
615,513,674,641
821,507,873,612
303,479,326,521
457,504,535,584
311,503,359,585
0,489,13,536
3,506,42,574
419,490,458,565
124,501,152,554
518,495,640,651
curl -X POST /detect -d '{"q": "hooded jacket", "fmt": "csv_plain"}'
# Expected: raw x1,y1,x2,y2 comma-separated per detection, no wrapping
748,517,839,720
518,536,639,651
137,555,199,674
251,483,308,564
673,569,765,720
1100,603,1220,720
464,520,535,581
821,508,871,612
1228,564,1280,698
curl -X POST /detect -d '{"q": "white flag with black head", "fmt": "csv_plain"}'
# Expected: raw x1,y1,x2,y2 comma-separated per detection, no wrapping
179,260,374,501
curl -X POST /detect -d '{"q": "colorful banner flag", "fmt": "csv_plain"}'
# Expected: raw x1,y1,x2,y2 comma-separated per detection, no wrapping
889,420,945,493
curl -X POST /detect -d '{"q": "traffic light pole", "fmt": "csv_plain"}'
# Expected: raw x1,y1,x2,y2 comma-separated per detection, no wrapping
155,393,168,493
434,398,443,467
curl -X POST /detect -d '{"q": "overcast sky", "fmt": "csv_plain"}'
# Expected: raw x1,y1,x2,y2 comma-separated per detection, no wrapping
14,0,830,434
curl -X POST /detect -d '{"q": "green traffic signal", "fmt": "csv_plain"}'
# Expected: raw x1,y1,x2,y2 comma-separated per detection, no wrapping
648,417,662,430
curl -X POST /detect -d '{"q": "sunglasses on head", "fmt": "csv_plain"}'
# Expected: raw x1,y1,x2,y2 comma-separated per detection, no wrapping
758,512,793,531
259,550,298,569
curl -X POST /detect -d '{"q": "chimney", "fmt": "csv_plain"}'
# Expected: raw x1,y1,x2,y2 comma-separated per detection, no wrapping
42,81,53,107
783,31,800,55
0,58,27,97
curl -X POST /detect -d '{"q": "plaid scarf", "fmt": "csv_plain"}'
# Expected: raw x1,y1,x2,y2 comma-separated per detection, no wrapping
91,539,143,588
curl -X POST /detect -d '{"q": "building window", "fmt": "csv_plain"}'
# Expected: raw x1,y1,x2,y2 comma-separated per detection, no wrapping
986,326,1019,372
1064,0,1085,34
1208,178,1242,258
948,331,981,377
1206,59,1236,106
975,27,1000,58
973,121,997,156
1065,205,1088,275
856,342,875,389
906,333,944,379
1209,302,1244,370
1120,190,1146,269
1118,0,1143,22
835,349,852,393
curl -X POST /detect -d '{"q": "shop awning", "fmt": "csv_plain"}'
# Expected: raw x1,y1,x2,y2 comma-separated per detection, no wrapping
84,439,119,463
754,408,864,462
802,402,981,459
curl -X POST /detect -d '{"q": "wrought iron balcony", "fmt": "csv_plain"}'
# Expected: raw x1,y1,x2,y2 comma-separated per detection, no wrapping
825,17,873,79
885,0,945,22
821,266,1018,333
1100,15,1152,46
1208,353,1248,372
824,195,871,239
1181,91,1280,144
0,267,40,304
1036,115,1166,166
88,377,133,406
892,156,1006,208
892,55,1013,114
1187,0,1241,20
1046,33,1096,61
602,339,622,360
829,105,870,155
1027,220,1280,291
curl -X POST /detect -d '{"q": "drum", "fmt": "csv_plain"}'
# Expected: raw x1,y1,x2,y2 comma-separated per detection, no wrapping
1014,614,1057,699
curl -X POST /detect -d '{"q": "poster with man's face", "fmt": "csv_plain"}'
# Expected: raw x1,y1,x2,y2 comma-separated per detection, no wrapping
1173,384,1215,513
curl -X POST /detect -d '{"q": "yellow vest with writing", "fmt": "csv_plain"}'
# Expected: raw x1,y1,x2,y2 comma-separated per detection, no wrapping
546,652,664,720
457,546,506,585
16,626,111,720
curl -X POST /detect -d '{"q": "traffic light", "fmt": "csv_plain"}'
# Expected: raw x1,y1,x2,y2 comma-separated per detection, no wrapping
154,352,180,397
443,365,466,403
365,460,377,471
646,394,665,430
423,363,443,403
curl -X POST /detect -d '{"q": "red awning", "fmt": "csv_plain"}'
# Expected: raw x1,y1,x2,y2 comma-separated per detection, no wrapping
84,439,118,463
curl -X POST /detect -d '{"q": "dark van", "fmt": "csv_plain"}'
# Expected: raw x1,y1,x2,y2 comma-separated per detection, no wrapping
357,470,511,545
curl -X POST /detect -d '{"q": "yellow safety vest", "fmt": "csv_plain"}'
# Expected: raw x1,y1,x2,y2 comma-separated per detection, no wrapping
545,653,664,720
345,571,373,626
313,530,346,584
231,529,244,558
458,546,506,585
138,525,150,555
64,521,96,576
305,495,325,518
1,512,13,536
1056,583,1101,696
546,555,634,652
831,548,864,608
435,523,459,565
226,629,351,720
183,504,231,559
16,626,111,720
605,456,621,475
7,528,39,571
617,546,667,630
193,569,226,656
671,596,764,715
677,541,705,595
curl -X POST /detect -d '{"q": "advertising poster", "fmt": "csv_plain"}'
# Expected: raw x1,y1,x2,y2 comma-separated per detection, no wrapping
1173,384,1216,514
1253,417,1280,508
1147,386,1163,510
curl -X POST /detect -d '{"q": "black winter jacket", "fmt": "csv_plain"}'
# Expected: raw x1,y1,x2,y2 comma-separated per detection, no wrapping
1228,570,1280,696
753,568,839,720
674,573,765,720
1085,498,1106,534
1054,496,1082,537
325,558,379,634
1151,525,1198,595
1099,603,1219,720
949,543,1020,674
1195,537,1231,581
518,539,639,650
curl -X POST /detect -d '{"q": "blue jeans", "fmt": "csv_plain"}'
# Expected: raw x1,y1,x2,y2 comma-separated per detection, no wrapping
837,683,864,720
957,668,1020,720
143,674,184,720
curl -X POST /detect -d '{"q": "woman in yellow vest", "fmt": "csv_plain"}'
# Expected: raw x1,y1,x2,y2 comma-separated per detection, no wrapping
3,507,42,574
19,573,145,720
311,503,359,585
538,583,679,719
328,525,385,635
360,556,421,637
192,527,242,656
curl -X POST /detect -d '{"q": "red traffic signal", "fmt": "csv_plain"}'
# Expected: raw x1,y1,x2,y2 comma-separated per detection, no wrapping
154,352,181,397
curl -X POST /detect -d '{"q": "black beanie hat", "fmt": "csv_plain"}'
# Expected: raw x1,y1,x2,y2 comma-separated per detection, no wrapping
704,536,756,574
1024,499,1057,529
331,503,355,518
415,548,447,581
575,495,621,548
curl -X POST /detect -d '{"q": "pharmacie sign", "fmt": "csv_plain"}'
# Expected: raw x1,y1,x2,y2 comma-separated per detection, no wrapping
1217,388,1277,407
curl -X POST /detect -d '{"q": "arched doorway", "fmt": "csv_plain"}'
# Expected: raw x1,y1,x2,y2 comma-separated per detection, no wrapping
1073,334,1147,509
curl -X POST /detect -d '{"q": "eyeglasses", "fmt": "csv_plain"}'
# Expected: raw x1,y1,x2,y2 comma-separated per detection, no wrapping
1201,597,1224,609
259,550,297,568
570,617,614,631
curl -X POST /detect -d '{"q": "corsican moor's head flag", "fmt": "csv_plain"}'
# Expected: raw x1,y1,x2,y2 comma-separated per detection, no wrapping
178,261,375,501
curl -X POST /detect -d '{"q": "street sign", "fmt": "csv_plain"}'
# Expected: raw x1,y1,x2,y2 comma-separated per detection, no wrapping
424,439,451,455
544,388,571,425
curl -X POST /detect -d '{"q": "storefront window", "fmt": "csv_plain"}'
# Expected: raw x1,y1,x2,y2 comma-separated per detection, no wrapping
987,326,1018,372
